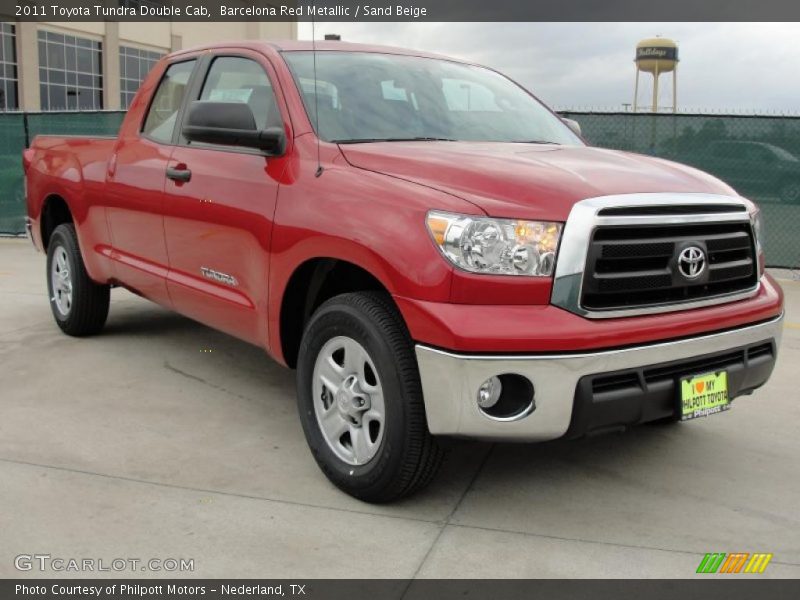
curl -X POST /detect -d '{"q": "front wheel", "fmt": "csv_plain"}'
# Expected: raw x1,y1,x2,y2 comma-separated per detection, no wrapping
46,223,110,336
296,292,443,502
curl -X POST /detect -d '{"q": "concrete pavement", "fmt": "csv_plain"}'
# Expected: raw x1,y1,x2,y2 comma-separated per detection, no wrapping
1,238,798,578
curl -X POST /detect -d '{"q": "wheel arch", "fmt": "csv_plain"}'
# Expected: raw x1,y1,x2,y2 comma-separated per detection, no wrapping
40,194,74,251
278,257,399,369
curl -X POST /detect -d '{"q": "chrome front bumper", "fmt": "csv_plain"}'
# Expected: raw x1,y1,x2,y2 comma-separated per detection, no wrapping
415,314,784,441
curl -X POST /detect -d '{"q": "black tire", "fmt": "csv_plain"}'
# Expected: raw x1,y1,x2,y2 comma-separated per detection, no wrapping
46,223,110,336
296,292,444,503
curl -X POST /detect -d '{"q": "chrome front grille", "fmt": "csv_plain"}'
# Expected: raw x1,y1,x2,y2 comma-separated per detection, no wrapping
550,194,761,319
581,221,758,311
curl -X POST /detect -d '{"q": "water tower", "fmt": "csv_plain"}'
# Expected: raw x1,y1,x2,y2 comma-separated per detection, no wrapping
633,37,679,113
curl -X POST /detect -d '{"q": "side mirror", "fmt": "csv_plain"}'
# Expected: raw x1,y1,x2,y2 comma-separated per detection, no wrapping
182,101,286,155
562,117,582,137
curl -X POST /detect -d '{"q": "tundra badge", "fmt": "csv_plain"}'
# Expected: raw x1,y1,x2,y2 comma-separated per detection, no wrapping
200,267,238,287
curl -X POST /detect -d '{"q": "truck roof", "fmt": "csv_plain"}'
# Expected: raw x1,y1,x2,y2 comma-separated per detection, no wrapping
169,40,462,64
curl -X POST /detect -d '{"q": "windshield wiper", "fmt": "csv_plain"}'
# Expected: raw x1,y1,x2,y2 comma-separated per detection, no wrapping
334,137,457,144
512,140,561,145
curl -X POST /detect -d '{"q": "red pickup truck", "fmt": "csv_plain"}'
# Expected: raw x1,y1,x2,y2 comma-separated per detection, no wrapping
24,41,784,502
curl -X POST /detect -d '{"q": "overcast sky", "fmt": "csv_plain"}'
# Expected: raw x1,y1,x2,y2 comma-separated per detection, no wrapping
296,22,800,113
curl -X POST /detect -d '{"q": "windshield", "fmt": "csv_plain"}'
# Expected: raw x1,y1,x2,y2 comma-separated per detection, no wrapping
282,51,583,145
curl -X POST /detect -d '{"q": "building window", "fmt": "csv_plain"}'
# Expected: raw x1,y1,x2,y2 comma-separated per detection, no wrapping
120,46,164,109
38,30,103,111
0,23,18,111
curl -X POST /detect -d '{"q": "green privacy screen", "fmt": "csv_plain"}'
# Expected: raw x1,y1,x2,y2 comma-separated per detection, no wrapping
25,111,127,138
0,110,798,267
0,114,28,234
0,111,126,235
560,111,800,269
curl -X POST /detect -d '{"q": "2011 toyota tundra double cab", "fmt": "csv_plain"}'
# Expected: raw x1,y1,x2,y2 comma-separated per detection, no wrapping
24,41,784,502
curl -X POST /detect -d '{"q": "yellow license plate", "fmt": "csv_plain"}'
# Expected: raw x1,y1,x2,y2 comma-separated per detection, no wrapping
680,371,729,420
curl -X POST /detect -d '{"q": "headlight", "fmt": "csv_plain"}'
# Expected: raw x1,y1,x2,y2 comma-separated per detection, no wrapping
426,211,562,277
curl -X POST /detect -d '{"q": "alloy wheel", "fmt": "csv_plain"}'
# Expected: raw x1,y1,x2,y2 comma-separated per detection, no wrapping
51,245,73,317
312,336,386,465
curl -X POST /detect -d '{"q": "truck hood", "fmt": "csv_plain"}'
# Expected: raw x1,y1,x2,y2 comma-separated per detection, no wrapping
339,142,738,221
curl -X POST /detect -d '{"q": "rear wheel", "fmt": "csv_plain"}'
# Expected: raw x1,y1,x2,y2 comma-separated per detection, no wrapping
46,223,110,336
296,292,443,502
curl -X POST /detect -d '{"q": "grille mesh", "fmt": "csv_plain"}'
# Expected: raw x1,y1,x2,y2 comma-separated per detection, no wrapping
582,221,758,311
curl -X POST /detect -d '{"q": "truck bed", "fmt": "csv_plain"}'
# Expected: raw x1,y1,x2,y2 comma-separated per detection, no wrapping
24,135,119,255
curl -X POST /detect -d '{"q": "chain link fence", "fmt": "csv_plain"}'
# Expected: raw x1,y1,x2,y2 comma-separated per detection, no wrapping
0,110,797,267
0,114,28,234
0,111,126,234
560,111,800,268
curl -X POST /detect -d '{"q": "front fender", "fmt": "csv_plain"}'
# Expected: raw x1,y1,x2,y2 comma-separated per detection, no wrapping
267,154,481,361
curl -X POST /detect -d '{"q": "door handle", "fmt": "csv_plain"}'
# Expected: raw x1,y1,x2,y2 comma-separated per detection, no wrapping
166,166,192,182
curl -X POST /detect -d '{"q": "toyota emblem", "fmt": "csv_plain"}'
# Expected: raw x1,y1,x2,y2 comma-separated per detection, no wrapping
677,246,706,279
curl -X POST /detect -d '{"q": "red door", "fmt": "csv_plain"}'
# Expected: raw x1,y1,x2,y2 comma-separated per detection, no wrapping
106,58,198,306
162,53,290,346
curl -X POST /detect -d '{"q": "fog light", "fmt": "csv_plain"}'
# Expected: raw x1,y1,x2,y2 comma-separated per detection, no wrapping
477,374,536,421
477,376,502,409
